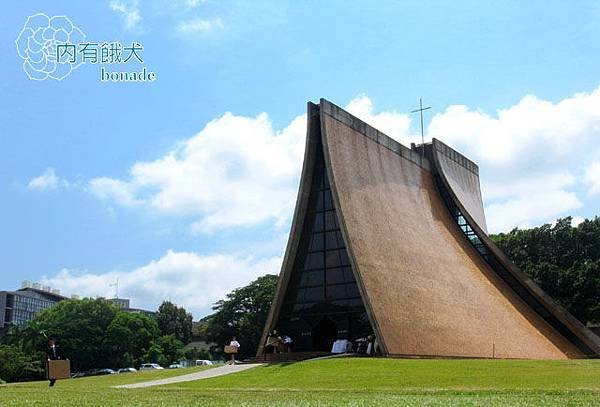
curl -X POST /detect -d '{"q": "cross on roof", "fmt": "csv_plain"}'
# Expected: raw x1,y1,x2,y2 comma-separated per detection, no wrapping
411,98,431,164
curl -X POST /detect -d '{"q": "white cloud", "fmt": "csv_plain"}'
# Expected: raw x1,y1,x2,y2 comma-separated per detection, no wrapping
428,89,600,168
42,250,282,319
427,86,600,232
89,111,306,233
345,95,416,146
27,168,68,191
484,172,582,231
89,177,142,206
110,0,142,30
571,216,585,227
482,172,576,201
177,17,223,34
584,161,600,195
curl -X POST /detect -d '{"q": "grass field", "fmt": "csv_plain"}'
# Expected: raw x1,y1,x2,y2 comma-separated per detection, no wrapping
1,358,600,406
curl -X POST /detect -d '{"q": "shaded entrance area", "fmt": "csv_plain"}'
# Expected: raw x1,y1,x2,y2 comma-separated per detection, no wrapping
271,133,374,354
312,317,337,352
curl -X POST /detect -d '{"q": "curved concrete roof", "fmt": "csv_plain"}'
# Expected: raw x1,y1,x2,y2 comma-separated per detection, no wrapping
432,139,488,233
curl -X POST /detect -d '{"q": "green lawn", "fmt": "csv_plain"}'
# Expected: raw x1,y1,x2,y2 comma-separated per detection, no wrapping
1,358,599,406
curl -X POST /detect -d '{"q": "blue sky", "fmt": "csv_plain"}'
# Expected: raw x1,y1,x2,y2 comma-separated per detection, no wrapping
2,1,600,318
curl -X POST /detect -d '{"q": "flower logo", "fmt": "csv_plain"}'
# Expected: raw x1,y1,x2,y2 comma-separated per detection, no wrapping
15,13,86,81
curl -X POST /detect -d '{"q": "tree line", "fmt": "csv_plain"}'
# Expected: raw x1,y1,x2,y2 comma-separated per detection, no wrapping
0,275,278,383
0,299,195,382
490,216,600,325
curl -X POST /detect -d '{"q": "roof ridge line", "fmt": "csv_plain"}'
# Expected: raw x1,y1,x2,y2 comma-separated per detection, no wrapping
319,98,430,171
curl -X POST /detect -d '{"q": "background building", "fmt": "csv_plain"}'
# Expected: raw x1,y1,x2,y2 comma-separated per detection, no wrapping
0,282,66,334
108,297,156,317
0,282,156,337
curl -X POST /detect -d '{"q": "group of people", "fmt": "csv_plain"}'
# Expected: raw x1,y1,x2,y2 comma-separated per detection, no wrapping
331,335,378,356
354,335,379,356
263,329,378,357
264,330,293,354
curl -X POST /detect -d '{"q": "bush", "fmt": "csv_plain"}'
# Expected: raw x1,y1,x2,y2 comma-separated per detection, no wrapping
0,344,44,383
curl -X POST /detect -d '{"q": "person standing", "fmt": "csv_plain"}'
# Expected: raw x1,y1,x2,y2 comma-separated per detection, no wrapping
47,338,61,387
227,336,241,364
366,335,374,356
282,335,292,353
229,336,241,349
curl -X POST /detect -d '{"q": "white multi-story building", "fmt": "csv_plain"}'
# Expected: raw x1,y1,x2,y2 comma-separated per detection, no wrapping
0,283,66,333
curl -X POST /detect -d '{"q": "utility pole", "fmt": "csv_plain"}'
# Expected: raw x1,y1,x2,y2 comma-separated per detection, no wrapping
109,278,119,299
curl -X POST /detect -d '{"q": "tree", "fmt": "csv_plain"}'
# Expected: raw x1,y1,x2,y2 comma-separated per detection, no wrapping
155,301,193,344
26,298,119,372
144,343,167,367
491,216,600,324
143,335,184,366
191,320,209,342
155,335,184,365
0,344,44,382
1,324,45,359
204,274,278,359
106,312,160,368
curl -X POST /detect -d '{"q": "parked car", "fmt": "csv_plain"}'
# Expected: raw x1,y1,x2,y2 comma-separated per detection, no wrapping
118,367,137,373
71,371,87,378
140,363,164,370
195,360,213,366
168,363,183,369
72,368,115,378
95,368,116,375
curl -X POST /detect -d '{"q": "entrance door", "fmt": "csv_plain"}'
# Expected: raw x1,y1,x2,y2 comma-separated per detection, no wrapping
312,317,337,352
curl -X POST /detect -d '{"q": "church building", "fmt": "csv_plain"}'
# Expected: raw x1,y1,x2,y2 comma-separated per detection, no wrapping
257,99,600,360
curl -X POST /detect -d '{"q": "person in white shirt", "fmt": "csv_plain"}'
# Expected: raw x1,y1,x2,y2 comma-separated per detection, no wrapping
282,335,292,353
229,337,241,348
227,336,241,364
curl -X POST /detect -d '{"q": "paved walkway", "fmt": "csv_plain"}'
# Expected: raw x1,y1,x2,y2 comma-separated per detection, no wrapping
114,364,263,389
